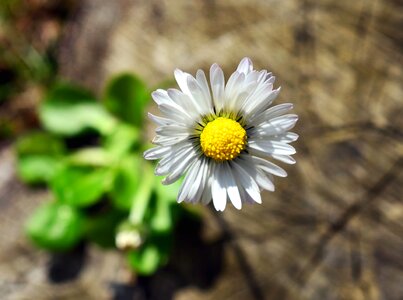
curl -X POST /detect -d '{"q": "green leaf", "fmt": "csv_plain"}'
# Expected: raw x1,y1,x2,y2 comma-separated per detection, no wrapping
125,175,179,275
51,164,113,207
127,230,172,275
84,209,127,248
16,131,65,156
26,202,83,251
126,180,178,275
141,178,182,235
127,243,160,275
16,132,65,184
103,74,149,127
68,147,114,167
103,124,140,156
150,196,175,234
39,82,116,136
17,155,61,184
155,177,182,203
110,155,142,211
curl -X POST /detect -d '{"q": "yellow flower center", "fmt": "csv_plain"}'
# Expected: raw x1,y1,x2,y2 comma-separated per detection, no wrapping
200,117,246,161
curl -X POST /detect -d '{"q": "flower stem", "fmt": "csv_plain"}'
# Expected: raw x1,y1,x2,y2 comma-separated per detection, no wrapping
129,162,154,225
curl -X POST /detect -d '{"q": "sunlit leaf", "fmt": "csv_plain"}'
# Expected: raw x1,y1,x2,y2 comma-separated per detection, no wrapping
103,123,140,156
110,155,142,211
103,74,149,127
126,177,178,275
155,176,182,203
149,196,176,234
39,82,116,136
149,177,183,232
26,202,83,251
17,155,61,184
68,147,114,167
16,132,65,184
126,230,172,276
127,243,160,275
51,164,113,207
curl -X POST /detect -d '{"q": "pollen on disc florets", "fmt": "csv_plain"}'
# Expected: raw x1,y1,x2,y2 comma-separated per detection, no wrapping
200,117,247,162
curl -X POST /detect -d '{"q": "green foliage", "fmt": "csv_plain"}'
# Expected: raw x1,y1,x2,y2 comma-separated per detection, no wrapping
103,124,140,156
68,148,114,167
17,155,61,185
109,155,142,211
127,238,165,276
104,74,149,127
39,83,116,136
51,165,113,207
16,131,65,156
16,74,187,276
152,178,182,233
127,200,174,275
16,132,65,184
126,178,182,275
26,202,84,251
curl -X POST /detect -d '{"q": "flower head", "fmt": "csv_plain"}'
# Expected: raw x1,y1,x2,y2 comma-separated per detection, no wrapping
144,58,298,211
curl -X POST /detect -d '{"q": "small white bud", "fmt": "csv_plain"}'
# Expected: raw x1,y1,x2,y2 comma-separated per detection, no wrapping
115,230,142,251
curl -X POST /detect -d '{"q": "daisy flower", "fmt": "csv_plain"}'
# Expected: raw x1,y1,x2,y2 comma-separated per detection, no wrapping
144,58,298,211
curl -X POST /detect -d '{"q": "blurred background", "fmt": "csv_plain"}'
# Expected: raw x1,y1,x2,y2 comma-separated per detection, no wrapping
1,0,403,299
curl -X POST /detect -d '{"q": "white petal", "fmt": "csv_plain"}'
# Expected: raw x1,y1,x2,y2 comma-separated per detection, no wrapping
243,83,273,111
196,70,212,102
185,76,209,115
271,154,296,164
248,70,265,86
152,135,189,146
174,70,213,117
225,72,246,111
174,69,192,96
196,70,214,114
158,103,192,124
266,75,276,85
255,169,275,191
232,162,262,204
250,114,298,135
166,89,199,119
249,103,294,126
186,158,208,203
251,156,287,177
270,132,299,143
148,113,176,126
237,157,275,192
209,63,225,112
162,151,199,185
237,57,253,74
244,87,281,118
225,71,240,95
177,159,201,203
212,164,227,211
155,124,191,136
155,145,194,175
151,89,176,106
201,163,213,205
248,140,296,155
223,162,242,210
144,146,171,160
